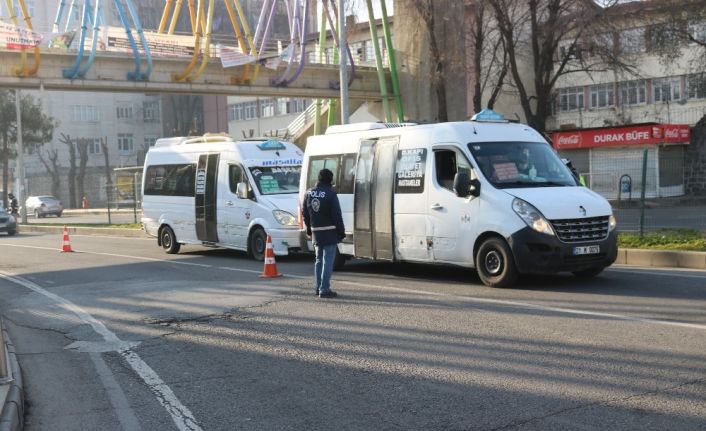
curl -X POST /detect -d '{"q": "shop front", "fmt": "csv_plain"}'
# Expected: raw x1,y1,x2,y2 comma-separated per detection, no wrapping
550,124,691,199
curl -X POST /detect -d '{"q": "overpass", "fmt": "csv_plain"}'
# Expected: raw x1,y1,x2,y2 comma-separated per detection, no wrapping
0,48,386,99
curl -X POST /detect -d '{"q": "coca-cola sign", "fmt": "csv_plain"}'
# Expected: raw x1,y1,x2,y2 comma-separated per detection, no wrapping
551,124,690,149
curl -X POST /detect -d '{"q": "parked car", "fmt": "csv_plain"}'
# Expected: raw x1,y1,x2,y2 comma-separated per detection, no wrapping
0,207,17,235
25,195,63,218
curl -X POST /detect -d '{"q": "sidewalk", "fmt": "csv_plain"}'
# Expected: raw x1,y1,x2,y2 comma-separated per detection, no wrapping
0,319,23,431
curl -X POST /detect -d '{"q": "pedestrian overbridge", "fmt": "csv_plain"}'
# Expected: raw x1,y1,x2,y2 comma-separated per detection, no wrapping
0,49,386,99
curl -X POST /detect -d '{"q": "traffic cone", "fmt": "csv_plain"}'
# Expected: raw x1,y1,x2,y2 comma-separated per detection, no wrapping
260,234,281,278
61,225,74,253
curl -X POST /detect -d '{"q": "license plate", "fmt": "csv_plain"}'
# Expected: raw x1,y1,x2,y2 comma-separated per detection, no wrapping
573,245,600,255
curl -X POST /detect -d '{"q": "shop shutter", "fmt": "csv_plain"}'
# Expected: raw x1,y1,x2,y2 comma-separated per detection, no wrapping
590,147,657,199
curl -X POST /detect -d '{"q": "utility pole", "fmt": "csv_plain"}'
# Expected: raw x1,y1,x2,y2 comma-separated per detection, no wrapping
338,0,349,124
15,89,27,224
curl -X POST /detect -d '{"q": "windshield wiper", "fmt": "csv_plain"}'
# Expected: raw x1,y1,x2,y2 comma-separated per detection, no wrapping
533,181,568,187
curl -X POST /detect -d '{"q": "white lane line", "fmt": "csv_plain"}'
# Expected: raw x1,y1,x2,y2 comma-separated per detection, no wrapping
0,271,202,431
608,267,706,279
89,351,143,431
2,242,704,331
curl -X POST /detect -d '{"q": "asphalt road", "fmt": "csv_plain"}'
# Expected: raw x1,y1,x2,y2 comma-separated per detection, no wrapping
0,232,705,430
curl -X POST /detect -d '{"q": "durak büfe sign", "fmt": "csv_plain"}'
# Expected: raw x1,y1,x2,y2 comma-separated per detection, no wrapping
551,124,691,150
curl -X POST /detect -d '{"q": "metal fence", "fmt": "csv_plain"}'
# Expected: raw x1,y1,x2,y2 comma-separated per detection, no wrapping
576,148,706,233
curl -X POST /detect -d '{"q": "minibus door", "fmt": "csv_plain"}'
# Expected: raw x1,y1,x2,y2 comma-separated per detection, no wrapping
196,153,220,243
354,138,397,260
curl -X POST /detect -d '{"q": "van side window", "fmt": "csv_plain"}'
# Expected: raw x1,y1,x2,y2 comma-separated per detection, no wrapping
338,154,357,194
144,164,195,196
434,149,473,193
307,157,340,189
228,164,245,193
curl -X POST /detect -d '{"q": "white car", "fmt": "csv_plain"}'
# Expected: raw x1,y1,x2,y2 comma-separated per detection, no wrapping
25,195,63,218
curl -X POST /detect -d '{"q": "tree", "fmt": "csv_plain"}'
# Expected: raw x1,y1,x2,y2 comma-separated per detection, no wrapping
410,0,448,122
37,148,62,199
100,137,113,207
163,95,204,136
487,0,631,133
0,90,56,207
76,138,90,205
60,133,78,208
468,1,509,113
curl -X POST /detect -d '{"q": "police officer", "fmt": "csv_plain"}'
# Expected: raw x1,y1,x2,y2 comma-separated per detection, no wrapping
302,168,345,298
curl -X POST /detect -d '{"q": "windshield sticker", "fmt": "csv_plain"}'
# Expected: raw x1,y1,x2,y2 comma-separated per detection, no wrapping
395,148,426,194
493,162,519,180
259,175,280,194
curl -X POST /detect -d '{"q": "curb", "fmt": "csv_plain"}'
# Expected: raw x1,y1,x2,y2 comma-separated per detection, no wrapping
18,225,148,238
0,320,23,431
615,248,706,270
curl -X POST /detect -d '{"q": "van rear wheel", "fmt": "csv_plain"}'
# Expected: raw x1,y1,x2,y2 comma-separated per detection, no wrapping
160,226,180,254
249,227,267,261
475,237,518,288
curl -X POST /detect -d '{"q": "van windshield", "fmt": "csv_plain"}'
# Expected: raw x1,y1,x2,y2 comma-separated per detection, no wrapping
249,166,301,195
468,141,578,188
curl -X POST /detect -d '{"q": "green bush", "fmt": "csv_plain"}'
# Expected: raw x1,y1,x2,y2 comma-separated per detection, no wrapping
618,229,706,251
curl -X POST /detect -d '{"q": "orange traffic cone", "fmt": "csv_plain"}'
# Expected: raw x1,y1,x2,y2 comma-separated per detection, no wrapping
260,234,281,278
61,225,74,253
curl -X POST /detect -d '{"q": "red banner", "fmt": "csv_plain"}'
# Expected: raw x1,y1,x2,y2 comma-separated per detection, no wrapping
551,124,691,149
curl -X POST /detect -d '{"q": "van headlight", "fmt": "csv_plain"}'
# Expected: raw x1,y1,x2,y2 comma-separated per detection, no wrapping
512,198,554,236
273,210,297,226
609,214,617,231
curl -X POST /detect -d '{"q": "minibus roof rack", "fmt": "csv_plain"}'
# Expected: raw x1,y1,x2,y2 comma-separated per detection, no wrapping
154,133,234,147
324,122,417,135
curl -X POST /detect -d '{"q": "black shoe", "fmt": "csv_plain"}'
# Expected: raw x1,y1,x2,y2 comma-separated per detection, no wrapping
314,291,320,296
318,291,337,298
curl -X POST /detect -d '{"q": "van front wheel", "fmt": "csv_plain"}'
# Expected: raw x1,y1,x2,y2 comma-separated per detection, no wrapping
475,237,518,288
249,227,267,261
160,226,180,254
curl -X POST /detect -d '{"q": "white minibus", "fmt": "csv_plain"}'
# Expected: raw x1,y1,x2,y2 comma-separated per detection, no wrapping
142,134,303,260
299,111,618,287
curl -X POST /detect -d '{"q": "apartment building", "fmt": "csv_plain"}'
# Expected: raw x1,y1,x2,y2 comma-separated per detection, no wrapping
548,1,706,198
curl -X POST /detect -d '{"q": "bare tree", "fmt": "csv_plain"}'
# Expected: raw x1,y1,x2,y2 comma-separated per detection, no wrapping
76,138,90,204
163,95,204,136
37,148,61,199
60,133,77,208
100,137,113,207
468,1,509,113
411,0,448,122
487,0,633,133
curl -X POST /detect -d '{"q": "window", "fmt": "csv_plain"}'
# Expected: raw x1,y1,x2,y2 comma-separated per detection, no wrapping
434,149,471,193
688,20,706,43
116,105,133,120
559,87,584,112
118,133,134,153
244,102,257,120
653,77,681,103
306,154,356,194
687,74,706,99
558,40,580,60
144,136,157,149
143,101,159,122
228,104,242,121
365,40,375,62
350,41,364,63
620,27,646,54
88,139,101,154
647,24,681,51
590,83,615,109
228,164,249,194
620,80,646,106
71,105,99,122
260,99,275,118
325,47,334,64
277,98,289,116
144,164,195,196
13,0,35,17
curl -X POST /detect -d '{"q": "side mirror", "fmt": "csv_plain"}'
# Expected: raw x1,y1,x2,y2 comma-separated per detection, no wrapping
236,182,250,199
453,172,470,197
469,178,481,197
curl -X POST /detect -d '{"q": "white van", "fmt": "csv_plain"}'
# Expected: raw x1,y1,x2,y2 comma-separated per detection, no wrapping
142,134,303,260
299,111,618,287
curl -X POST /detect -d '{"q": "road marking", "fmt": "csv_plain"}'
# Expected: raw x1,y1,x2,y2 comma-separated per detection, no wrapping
609,266,706,279
0,271,203,431
2,242,704,331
